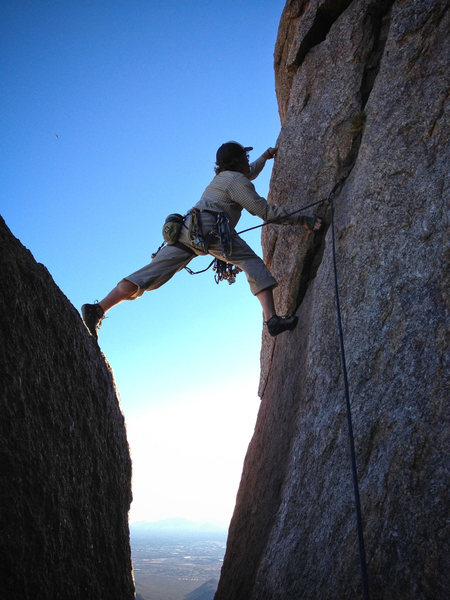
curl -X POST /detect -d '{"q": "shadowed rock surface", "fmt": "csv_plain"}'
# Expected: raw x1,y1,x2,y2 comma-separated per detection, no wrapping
0,216,134,599
216,1,448,599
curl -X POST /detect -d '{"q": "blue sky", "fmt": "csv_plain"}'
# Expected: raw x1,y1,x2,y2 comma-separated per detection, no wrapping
1,0,286,525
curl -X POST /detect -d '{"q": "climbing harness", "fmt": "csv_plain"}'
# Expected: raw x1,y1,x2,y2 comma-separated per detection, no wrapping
178,209,238,284
187,209,233,256
328,181,370,600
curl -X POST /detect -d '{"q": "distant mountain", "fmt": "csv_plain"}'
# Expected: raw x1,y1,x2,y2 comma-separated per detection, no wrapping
184,578,218,600
130,518,228,534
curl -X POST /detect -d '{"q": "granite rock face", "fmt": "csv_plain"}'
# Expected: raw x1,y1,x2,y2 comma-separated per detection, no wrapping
0,217,134,599
216,1,448,599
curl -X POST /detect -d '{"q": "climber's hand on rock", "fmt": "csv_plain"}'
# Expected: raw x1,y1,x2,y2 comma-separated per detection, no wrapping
312,217,323,231
264,147,278,160
302,216,323,231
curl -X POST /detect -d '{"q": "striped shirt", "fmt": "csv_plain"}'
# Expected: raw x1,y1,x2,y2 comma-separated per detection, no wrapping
194,154,299,230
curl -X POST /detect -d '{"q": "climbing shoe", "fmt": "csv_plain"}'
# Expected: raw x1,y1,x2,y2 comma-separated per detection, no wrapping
266,314,298,337
81,303,105,340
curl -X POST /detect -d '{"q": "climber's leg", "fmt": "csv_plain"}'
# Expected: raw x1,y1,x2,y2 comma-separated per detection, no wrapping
81,280,139,340
255,287,276,322
205,227,299,337
81,243,195,339
99,280,138,312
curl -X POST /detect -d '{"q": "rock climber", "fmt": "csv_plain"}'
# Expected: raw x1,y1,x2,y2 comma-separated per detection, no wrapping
81,141,322,340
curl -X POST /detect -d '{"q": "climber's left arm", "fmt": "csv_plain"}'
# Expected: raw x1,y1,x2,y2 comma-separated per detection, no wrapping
248,147,278,180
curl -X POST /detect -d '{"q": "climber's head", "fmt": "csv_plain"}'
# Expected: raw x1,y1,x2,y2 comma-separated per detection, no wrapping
215,141,253,174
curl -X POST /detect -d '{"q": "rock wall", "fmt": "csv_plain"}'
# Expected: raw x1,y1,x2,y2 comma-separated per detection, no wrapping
216,1,448,599
0,217,134,599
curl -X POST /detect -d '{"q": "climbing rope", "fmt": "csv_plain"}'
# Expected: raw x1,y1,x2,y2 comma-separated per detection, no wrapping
329,184,370,600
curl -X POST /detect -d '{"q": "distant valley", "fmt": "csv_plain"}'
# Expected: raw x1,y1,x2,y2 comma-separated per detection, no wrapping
130,520,228,600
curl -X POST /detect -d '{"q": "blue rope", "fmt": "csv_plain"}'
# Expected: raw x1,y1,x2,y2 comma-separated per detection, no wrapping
329,186,370,600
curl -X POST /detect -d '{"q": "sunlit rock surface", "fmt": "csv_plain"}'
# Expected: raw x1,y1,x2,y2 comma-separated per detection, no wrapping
0,217,134,599
216,1,449,599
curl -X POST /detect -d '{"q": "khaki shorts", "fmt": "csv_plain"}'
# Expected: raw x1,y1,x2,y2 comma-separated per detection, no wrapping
124,212,277,297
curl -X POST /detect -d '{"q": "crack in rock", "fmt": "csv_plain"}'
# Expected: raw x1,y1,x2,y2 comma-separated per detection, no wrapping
287,0,354,71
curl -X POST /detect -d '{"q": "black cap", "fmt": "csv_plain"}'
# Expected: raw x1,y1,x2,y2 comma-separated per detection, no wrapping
216,141,253,167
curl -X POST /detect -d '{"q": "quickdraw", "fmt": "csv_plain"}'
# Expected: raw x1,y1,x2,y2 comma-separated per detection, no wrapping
215,211,232,258
213,260,242,285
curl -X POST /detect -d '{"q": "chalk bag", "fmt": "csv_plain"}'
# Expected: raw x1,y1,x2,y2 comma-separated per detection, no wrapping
162,213,184,244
